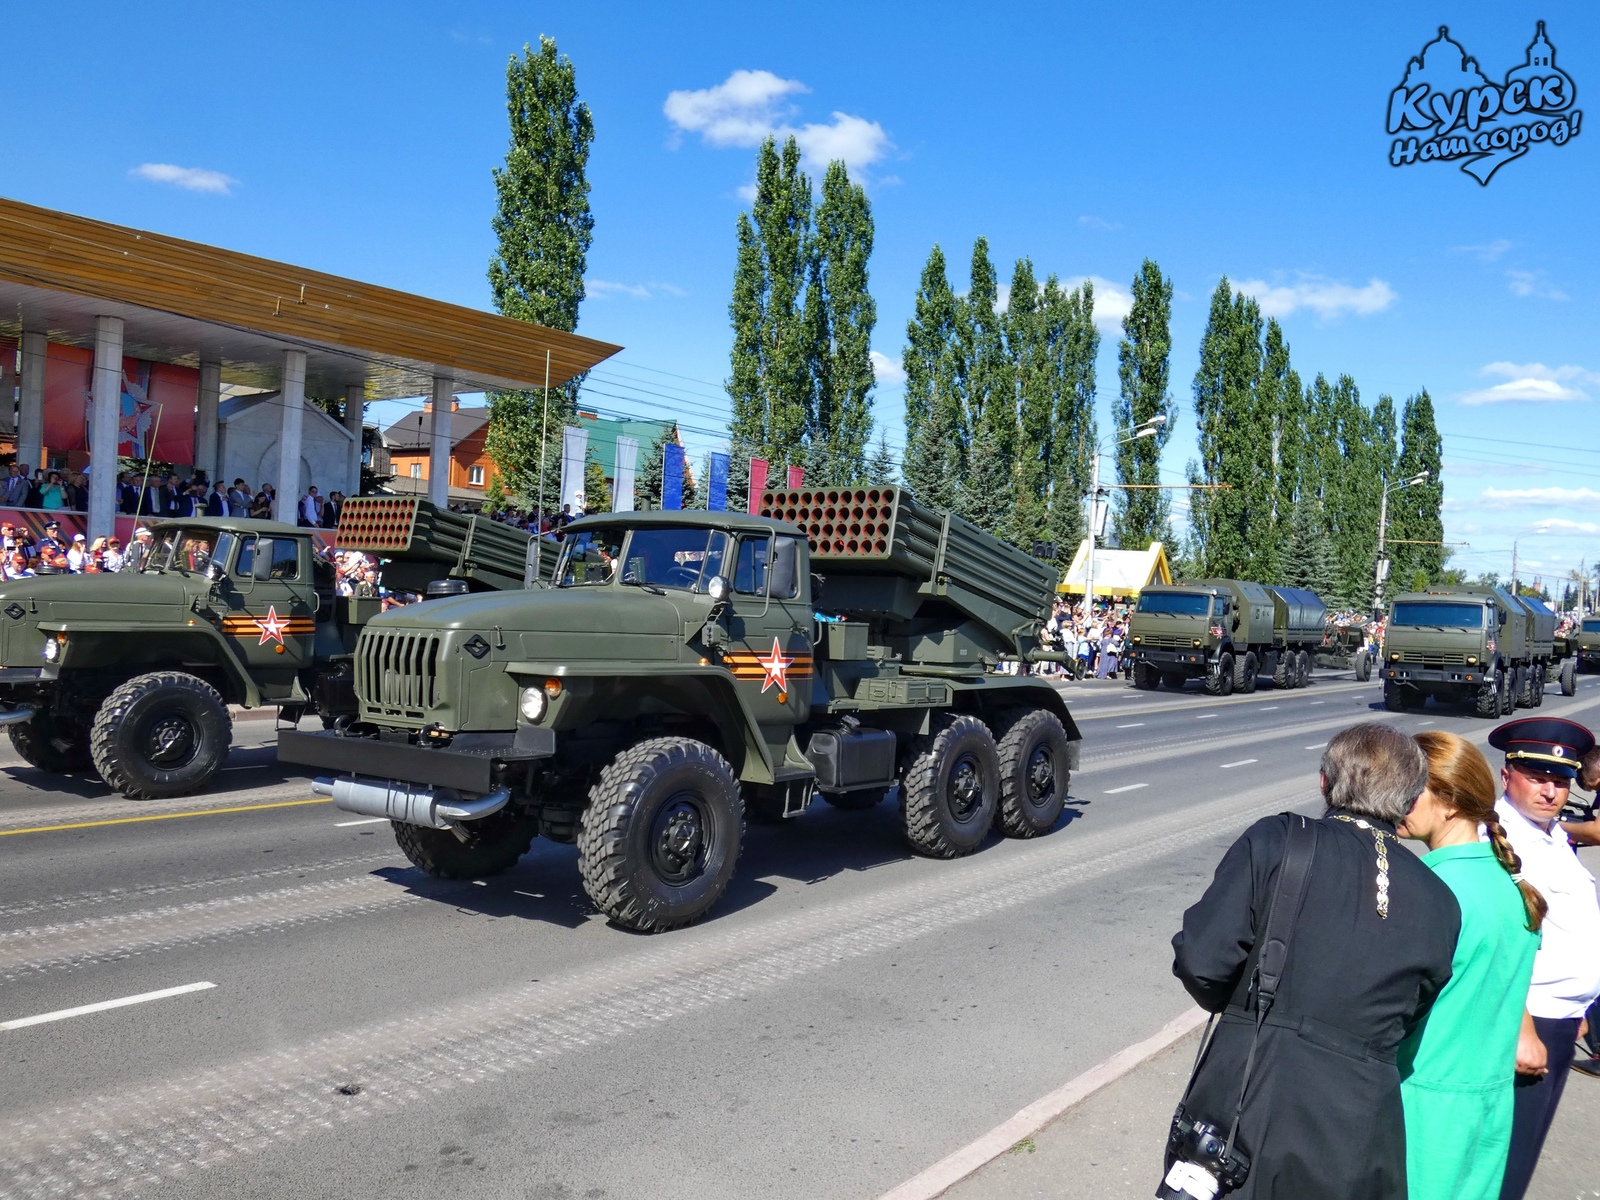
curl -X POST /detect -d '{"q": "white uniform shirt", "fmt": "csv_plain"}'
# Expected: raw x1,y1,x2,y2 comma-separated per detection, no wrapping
1496,796,1600,1018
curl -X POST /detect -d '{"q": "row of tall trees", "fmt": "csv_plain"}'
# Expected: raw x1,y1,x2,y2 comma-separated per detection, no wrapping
899,240,1100,570
1185,277,1444,606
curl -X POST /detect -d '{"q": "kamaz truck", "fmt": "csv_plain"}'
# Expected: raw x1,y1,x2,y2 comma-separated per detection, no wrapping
0,497,535,799
1379,586,1572,714
1126,580,1327,694
279,487,1083,933
1574,615,1600,672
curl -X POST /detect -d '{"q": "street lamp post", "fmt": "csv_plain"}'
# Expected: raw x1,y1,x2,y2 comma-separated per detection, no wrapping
1373,470,1431,616
1081,416,1166,619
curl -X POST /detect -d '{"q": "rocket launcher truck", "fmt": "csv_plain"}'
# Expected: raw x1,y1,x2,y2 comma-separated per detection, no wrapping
279,486,1083,932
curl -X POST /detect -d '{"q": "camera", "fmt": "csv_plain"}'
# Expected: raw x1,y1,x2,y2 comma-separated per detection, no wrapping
1156,1107,1250,1200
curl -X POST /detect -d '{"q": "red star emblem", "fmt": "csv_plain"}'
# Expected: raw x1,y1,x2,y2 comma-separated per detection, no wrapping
255,606,291,645
756,637,795,694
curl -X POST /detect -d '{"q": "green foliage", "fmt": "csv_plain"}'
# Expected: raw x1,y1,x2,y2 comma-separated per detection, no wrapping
865,431,897,485
807,162,877,485
480,472,507,515
484,36,593,508
1113,259,1176,549
583,452,611,514
1323,375,1380,607
957,239,1014,531
1391,390,1445,586
637,423,696,510
1279,493,1338,600
901,245,965,511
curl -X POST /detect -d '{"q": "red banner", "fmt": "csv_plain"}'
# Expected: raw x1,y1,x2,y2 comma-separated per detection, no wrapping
747,458,768,514
786,465,805,490
40,343,197,463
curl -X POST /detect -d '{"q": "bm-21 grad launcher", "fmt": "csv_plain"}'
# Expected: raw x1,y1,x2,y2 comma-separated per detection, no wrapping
280,485,1082,932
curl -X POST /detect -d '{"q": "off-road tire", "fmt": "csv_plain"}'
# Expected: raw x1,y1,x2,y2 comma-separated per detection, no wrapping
1238,652,1259,693
1272,652,1291,689
1161,672,1188,691
8,711,93,774
1356,654,1372,682
1530,665,1546,707
1385,683,1421,713
1561,658,1578,697
1205,654,1235,697
991,708,1071,838
900,713,1000,858
1476,668,1504,719
1132,661,1159,690
393,811,538,879
1295,651,1312,687
577,737,743,932
823,787,887,811
90,672,231,799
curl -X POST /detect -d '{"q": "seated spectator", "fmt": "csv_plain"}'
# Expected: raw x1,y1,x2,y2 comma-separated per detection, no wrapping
5,550,33,579
66,534,88,573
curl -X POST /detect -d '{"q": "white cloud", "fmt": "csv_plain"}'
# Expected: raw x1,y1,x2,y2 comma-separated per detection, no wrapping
1231,275,1397,319
130,163,237,194
664,70,891,172
1063,275,1134,329
869,350,905,385
586,279,686,301
1078,215,1121,232
1452,238,1512,262
1478,486,1600,509
1534,518,1600,536
1506,270,1568,301
1459,361,1598,405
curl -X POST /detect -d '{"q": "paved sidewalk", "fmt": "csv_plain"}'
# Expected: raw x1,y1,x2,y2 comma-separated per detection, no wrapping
946,1027,1600,1200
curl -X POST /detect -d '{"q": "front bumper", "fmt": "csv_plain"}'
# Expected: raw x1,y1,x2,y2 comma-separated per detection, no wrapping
0,666,59,686
1132,648,1207,668
279,726,555,793
1384,666,1482,687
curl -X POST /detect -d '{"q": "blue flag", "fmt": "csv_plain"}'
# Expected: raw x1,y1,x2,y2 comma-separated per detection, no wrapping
662,443,685,510
707,452,730,511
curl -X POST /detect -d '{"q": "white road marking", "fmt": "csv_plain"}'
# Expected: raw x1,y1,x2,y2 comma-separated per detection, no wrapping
1260,706,1278,711
1115,723,1146,729
1309,701,1324,706
1,982,215,1032
1220,759,1258,769
1305,743,1327,750
1416,720,1434,725
1195,714,1217,720
334,817,389,827
1104,783,1148,794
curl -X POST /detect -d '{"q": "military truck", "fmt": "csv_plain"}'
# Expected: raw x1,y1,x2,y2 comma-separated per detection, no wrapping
279,487,1082,933
1314,622,1374,682
1379,586,1568,714
0,497,534,799
1126,580,1327,694
1573,615,1600,672
1514,594,1578,700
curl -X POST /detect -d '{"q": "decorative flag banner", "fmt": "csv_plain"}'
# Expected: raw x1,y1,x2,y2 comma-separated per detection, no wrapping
560,425,588,515
707,452,730,511
661,442,686,510
747,458,768,514
786,464,805,489
613,435,638,512
42,343,198,462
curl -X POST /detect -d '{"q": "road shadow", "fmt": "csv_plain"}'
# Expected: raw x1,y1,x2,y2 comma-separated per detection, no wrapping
0,740,309,803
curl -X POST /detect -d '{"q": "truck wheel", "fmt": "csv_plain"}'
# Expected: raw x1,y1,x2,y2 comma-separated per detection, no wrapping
1131,661,1159,690
1356,654,1371,683
824,787,887,811
1237,652,1259,693
1296,651,1312,687
1476,669,1504,719
90,672,232,799
7,712,93,774
1562,658,1578,696
577,737,743,932
992,708,1071,838
1272,653,1291,689
1161,672,1188,691
900,713,1000,858
393,811,538,879
1531,665,1546,707
1205,654,1235,697
1384,683,1420,712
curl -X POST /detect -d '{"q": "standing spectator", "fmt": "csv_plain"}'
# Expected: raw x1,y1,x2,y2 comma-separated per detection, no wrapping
38,519,64,557
39,472,64,510
250,486,275,520
66,534,88,573
67,472,89,511
122,527,153,572
1488,717,1600,1200
1075,623,1094,680
227,479,252,517
4,465,28,509
117,472,139,514
102,536,125,573
1397,731,1543,1200
23,470,43,508
4,550,32,580
323,490,343,528
1168,723,1459,1200
299,486,323,526
205,482,227,517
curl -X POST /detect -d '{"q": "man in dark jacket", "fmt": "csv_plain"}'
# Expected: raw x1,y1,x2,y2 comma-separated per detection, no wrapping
1169,722,1460,1199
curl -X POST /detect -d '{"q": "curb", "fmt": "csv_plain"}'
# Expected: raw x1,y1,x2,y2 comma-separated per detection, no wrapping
877,1006,1207,1200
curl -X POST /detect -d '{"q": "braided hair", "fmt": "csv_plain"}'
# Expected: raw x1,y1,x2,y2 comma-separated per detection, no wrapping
1414,731,1546,931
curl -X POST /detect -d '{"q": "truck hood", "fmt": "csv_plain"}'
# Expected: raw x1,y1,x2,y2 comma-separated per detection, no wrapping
368,586,692,637
0,570,202,620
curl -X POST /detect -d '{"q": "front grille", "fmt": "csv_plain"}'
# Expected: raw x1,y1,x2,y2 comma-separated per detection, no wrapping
357,629,441,718
1138,633,1195,649
1398,650,1469,667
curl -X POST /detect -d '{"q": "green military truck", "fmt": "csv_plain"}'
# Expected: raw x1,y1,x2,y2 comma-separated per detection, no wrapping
1380,586,1574,714
0,497,534,799
1572,615,1600,672
1127,580,1327,694
279,486,1082,933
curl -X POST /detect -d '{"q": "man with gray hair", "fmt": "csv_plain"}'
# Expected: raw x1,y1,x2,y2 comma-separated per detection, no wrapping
1166,722,1460,1198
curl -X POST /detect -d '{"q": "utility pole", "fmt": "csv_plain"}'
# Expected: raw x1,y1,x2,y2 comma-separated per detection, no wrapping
1511,539,1518,596
1081,416,1165,620
1372,470,1430,617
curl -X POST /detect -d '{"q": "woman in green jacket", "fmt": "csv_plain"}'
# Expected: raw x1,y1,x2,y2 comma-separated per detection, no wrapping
1398,731,1545,1200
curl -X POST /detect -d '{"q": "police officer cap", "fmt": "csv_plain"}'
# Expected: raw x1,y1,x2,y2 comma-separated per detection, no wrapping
1488,716,1596,780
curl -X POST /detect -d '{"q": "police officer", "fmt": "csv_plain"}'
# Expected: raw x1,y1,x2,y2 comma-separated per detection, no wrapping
1488,716,1600,1200
1558,745,1600,1078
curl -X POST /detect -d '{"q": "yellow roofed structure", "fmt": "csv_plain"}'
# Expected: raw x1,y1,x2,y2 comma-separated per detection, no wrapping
1058,540,1172,597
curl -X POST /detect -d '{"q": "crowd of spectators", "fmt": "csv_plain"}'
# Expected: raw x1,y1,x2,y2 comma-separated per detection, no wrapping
2,462,348,530
1025,597,1133,680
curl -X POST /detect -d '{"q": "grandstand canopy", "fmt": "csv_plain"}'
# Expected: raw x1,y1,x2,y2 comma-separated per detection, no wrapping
1059,540,1173,597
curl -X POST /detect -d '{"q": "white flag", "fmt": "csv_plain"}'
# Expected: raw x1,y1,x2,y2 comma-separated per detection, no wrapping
560,425,588,515
613,435,638,512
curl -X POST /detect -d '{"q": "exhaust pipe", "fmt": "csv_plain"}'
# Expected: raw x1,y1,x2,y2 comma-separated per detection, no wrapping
312,776,510,829
0,704,35,727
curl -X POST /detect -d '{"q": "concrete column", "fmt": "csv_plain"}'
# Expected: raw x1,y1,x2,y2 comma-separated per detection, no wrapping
16,331,46,477
428,377,452,507
194,360,221,483
88,316,125,541
344,383,364,497
275,349,306,523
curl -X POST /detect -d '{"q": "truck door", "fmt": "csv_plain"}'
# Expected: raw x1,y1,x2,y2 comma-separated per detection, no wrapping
220,534,317,673
723,533,812,722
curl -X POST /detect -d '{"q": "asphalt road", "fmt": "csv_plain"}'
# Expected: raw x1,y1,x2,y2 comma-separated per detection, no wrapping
0,671,1594,1199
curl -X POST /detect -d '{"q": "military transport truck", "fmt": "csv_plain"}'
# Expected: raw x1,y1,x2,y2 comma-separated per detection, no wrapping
1127,580,1327,694
1379,586,1570,714
279,486,1083,933
1574,615,1600,671
0,497,534,799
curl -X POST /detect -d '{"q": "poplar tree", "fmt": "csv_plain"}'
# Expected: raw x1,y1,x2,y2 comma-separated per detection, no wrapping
485,37,594,509
901,245,964,512
1323,375,1379,606
1046,279,1097,572
1112,259,1176,550
1005,258,1050,549
1391,390,1445,585
807,161,876,484
956,239,1014,532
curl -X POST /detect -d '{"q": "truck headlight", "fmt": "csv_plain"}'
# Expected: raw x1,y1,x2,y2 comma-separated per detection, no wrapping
1466,655,1477,665
42,635,63,663
519,686,548,723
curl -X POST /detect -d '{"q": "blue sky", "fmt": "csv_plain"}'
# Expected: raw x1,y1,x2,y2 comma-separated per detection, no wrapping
5,2,1597,590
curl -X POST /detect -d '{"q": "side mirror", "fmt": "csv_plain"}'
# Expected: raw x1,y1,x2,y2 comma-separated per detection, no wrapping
252,541,274,581
1498,610,1508,627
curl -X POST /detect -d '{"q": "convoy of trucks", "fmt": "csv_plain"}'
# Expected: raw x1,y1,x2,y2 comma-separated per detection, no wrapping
1125,579,1328,694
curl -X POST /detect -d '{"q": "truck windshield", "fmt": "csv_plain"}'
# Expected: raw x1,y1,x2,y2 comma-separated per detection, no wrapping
1391,602,1485,628
1584,619,1600,634
1136,592,1212,616
555,527,729,591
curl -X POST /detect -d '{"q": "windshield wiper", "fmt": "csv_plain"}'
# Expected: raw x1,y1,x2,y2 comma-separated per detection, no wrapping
620,575,665,595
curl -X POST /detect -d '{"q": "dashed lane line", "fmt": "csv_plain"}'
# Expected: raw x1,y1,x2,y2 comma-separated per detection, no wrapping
1,982,215,1032
1220,759,1259,769
1104,783,1148,794
0,797,329,838
1306,743,1327,750
1114,723,1145,729
1195,714,1217,720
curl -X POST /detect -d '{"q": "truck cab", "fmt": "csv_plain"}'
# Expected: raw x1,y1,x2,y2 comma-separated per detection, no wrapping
1381,588,1515,715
